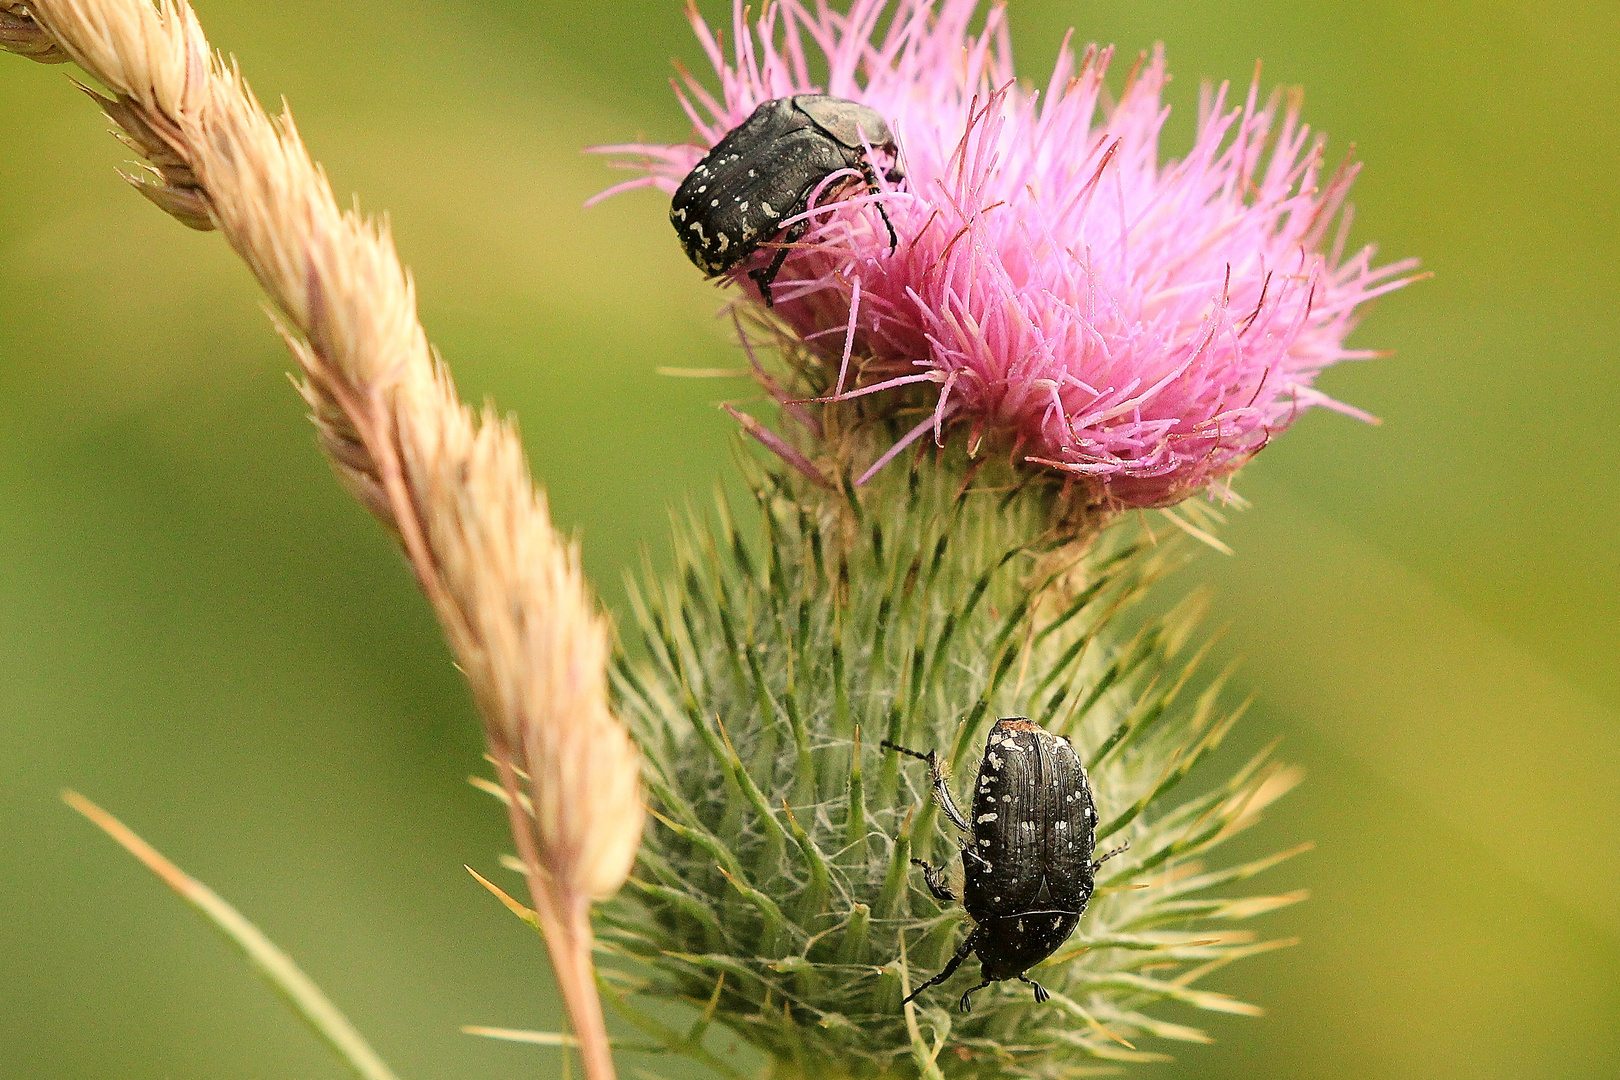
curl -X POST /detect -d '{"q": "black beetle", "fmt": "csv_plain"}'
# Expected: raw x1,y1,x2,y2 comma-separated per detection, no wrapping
884,718,1126,1012
670,94,902,306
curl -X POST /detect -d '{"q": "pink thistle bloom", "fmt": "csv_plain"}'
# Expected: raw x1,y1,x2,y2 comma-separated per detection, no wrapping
594,0,1420,507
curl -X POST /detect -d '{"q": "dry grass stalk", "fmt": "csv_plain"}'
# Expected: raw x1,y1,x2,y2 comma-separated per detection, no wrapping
12,3,642,1078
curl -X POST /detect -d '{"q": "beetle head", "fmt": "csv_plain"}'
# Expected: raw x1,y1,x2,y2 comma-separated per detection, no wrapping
793,94,897,154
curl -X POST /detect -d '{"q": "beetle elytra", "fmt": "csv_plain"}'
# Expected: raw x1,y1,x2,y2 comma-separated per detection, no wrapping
670,95,902,305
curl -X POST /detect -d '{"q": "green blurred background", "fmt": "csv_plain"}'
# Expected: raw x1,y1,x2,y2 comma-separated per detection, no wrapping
2,1,1616,1077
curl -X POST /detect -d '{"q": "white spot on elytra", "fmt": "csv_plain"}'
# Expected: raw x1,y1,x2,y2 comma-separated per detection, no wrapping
977,813,998,823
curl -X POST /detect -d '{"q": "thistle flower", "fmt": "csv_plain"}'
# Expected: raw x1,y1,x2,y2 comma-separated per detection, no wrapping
597,0,1419,507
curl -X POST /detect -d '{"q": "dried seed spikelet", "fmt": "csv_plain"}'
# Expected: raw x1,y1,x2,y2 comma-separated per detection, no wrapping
17,1,641,1075
418,402,643,903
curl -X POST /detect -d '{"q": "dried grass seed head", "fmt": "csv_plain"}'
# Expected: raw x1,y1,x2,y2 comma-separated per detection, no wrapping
26,0,644,901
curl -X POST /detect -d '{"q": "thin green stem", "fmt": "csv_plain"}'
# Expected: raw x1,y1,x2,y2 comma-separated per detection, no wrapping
63,790,403,1080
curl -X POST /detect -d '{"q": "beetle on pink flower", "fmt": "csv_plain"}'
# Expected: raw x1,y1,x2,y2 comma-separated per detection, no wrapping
594,0,1419,508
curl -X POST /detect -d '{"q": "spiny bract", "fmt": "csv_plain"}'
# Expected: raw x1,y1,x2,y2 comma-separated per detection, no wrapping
585,432,1305,1080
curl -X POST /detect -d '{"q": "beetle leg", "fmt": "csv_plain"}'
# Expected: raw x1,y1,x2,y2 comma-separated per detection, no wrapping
926,753,972,833
902,928,977,1006
909,857,957,904
1017,974,1051,1004
1091,839,1130,873
861,158,900,253
748,219,808,307
957,978,995,1014
881,740,972,832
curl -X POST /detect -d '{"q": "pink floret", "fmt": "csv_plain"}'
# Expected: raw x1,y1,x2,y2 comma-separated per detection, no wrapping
594,0,1420,507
